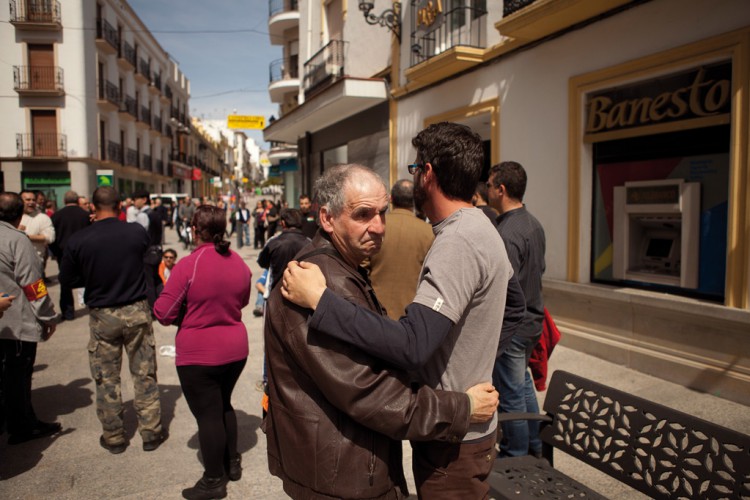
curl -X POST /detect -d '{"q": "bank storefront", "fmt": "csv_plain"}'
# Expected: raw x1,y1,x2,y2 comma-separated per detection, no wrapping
557,29,749,404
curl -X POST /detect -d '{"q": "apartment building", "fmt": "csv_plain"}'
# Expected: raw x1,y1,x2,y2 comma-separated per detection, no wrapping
383,0,749,404
0,0,194,205
263,0,393,205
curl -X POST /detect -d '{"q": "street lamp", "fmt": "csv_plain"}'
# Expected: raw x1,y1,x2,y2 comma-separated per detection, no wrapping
358,0,401,42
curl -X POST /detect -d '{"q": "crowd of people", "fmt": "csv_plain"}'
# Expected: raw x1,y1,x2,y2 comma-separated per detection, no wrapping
0,121,549,500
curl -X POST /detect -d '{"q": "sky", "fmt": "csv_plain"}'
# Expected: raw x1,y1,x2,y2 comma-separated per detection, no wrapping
127,0,278,149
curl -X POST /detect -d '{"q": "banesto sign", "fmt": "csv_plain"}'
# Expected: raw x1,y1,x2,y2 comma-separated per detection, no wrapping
227,115,265,130
585,62,731,137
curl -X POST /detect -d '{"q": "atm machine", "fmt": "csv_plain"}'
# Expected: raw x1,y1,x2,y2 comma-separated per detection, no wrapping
612,179,700,288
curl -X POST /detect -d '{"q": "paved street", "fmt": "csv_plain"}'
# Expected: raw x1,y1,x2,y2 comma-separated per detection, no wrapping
1,220,749,499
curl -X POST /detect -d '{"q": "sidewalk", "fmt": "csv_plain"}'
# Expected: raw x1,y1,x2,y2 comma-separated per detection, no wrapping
1,225,748,499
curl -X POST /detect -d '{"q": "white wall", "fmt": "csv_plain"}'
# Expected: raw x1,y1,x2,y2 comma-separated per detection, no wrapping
396,0,750,281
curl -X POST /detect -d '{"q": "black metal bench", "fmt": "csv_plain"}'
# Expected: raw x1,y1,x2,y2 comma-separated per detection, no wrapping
489,370,750,499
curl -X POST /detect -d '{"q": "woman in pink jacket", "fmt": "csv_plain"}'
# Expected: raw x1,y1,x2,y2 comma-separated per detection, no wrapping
154,205,251,500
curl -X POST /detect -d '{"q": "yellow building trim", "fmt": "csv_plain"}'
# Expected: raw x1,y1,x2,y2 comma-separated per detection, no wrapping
424,99,500,165
389,28,401,187
404,46,484,86
495,0,632,42
568,27,750,307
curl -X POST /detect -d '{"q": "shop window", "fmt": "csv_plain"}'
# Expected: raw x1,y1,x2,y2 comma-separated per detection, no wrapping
591,125,729,301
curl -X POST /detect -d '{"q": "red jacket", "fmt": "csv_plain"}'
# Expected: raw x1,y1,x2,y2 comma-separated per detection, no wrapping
529,307,561,391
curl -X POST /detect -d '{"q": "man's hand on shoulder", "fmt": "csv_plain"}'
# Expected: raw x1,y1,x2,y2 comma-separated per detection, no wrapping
466,382,499,423
281,261,327,310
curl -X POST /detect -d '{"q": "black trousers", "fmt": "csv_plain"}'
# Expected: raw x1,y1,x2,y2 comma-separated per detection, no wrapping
0,339,39,436
254,226,265,249
177,359,246,477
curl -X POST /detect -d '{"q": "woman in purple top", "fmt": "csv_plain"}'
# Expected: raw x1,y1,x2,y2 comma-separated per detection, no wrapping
154,205,251,500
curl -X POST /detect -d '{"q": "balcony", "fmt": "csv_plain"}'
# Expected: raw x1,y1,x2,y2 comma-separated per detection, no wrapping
106,140,123,164
126,148,138,168
137,106,151,129
135,59,151,84
98,80,120,112
496,0,633,42
268,0,299,46
96,18,119,55
164,123,173,138
264,76,388,144
13,65,64,96
303,40,345,97
118,95,137,121
9,0,61,30
117,40,136,70
142,154,152,172
16,133,66,158
269,58,300,103
152,116,162,135
149,73,161,95
156,159,164,175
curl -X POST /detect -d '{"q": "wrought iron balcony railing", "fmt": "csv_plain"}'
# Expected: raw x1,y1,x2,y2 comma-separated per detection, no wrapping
269,57,299,83
269,0,298,17
165,85,173,99
16,133,66,158
303,39,345,95
107,141,123,164
153,116,162,133
409,5,487,67
156,159,164,175
126,148,138,167
13,65,64,92
142,154,152,171
138,59,151,81
96,18,119,51
152,73,162,91
503,0,535,17
120,95,137,117
99,80,119,104
119,40,136,67
139,106,151,124
9,0,61,25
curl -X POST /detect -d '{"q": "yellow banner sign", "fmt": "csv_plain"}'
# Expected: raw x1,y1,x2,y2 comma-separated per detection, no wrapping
227,115,265,130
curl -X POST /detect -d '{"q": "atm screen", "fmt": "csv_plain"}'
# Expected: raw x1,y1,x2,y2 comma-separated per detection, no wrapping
646,238,673,259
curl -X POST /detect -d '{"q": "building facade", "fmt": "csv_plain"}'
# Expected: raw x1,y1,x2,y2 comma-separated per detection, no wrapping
0,0,194,204
263,0,393,203
386,0,750,404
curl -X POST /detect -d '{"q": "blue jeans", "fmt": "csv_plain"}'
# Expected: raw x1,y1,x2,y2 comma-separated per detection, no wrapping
236,222,250,248
493,334,542,457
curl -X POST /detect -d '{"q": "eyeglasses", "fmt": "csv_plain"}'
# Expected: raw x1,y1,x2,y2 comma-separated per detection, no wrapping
407,163,423,175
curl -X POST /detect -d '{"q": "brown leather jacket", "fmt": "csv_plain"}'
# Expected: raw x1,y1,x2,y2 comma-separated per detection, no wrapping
264,232,471,499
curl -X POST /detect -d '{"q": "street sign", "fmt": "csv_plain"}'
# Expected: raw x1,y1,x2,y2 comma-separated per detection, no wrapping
227,115,266,130
96,169,114,187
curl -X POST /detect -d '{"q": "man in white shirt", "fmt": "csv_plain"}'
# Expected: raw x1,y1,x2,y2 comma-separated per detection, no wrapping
131,190,150,229
19,190,55,269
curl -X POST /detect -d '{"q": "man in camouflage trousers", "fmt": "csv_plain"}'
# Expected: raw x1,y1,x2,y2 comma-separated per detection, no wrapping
60,186,164,454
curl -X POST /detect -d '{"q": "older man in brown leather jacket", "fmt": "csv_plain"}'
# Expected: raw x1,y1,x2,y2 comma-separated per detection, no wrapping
264,164,498,499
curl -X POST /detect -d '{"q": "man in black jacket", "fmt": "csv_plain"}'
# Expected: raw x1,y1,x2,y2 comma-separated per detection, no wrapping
257,208,309,290
50,190,90,320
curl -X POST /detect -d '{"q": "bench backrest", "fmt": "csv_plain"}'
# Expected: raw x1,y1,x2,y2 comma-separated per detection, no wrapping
542,370,750,499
